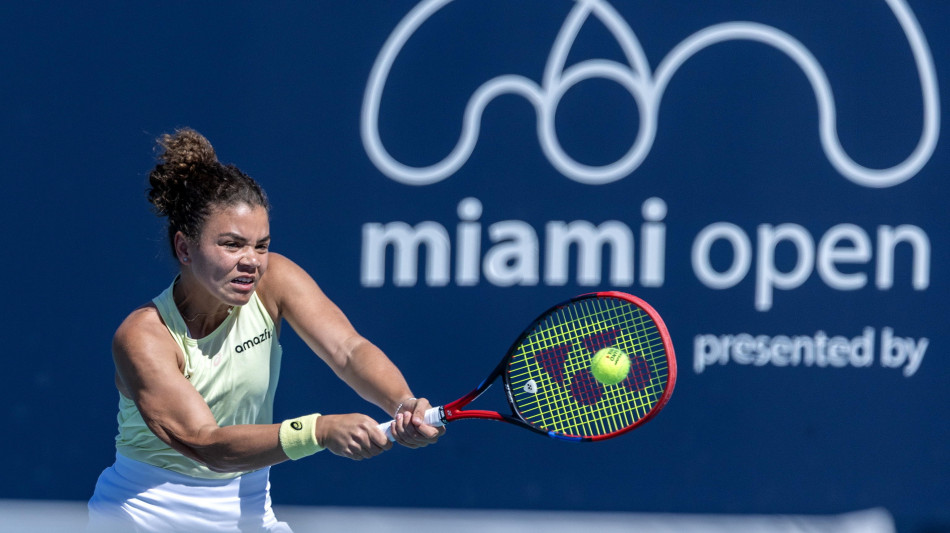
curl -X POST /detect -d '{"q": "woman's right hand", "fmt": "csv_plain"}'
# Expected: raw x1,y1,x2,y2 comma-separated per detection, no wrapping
314,414,393,460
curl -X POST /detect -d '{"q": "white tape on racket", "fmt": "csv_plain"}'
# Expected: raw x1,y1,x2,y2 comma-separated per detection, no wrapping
378,406,444,442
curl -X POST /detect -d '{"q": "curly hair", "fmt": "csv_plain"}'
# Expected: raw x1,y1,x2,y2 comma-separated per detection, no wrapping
146,128,270,255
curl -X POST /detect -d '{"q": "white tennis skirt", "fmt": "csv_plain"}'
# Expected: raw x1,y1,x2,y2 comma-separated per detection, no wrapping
88,453,293,532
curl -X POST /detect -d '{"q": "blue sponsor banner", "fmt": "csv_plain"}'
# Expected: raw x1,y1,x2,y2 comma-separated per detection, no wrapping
1,1,946,530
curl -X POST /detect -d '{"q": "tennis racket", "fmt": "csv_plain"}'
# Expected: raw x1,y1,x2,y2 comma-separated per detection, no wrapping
379,291,676,442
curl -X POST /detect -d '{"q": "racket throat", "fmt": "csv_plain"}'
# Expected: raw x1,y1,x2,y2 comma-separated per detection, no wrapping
443,384,509,422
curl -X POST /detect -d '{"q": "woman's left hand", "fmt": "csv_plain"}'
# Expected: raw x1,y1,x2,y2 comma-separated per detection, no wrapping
390,397,445,448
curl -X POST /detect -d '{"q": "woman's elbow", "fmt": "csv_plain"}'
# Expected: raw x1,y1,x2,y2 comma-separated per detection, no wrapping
167,433,247,473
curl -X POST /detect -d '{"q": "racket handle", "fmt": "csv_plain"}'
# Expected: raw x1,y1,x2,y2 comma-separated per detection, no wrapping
377,406,445,442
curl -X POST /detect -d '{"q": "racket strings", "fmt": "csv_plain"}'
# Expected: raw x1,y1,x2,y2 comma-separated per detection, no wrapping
529,308,664,435
507,296,670,438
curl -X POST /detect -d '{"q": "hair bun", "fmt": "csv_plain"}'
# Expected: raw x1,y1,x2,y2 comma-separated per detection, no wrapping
157,127,218,171
147,128,219,216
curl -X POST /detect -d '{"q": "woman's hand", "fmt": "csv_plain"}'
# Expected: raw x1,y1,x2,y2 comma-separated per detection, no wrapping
314,414,392,460
389,397,446,448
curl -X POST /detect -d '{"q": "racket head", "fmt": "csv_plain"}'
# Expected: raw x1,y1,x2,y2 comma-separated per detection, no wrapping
502,291,676,441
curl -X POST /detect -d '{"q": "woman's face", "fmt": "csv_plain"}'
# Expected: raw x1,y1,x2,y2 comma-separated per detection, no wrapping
183,202,270,307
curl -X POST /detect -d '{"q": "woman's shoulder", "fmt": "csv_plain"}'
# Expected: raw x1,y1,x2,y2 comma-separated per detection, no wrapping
259,252,313,291
264,251,295,272
112,302,186,396
257,252,325,319
113,303,172,352
258,252,297,309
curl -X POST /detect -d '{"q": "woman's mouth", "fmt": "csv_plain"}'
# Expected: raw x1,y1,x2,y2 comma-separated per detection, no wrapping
231,276,255,290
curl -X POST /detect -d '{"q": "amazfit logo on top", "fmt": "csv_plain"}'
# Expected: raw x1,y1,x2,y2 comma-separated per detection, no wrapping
235,329,273,354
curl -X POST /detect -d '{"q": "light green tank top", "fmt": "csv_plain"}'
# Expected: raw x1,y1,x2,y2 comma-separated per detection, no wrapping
114,279,283,479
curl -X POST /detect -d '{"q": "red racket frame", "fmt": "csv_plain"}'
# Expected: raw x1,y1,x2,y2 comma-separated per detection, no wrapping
438,291,677,442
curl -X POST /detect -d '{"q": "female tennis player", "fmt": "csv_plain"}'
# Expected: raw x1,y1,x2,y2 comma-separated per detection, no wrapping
87,127,443,532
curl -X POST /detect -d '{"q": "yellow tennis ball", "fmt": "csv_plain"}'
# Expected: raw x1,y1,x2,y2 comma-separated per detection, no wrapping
590,347,630,385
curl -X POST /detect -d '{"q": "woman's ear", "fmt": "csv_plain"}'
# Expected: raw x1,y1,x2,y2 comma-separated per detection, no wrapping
174,231,192,265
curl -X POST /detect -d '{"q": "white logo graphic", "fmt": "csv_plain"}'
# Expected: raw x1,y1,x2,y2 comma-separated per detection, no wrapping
362,0,939,188
524,379,538,394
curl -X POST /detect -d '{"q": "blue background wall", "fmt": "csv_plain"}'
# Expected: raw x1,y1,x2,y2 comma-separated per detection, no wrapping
1,1,946,531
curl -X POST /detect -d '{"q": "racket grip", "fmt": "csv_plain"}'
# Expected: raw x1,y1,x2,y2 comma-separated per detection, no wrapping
378,406,445,442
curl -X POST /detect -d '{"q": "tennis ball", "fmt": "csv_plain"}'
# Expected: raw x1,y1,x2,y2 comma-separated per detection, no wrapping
590,347,630,385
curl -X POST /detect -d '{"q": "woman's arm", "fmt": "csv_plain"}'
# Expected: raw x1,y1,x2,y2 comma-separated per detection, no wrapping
259,253,443,447
114,304,395,468
113,306,300,472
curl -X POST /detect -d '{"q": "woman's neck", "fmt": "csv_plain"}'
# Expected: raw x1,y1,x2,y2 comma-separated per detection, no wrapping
172,276,233,338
